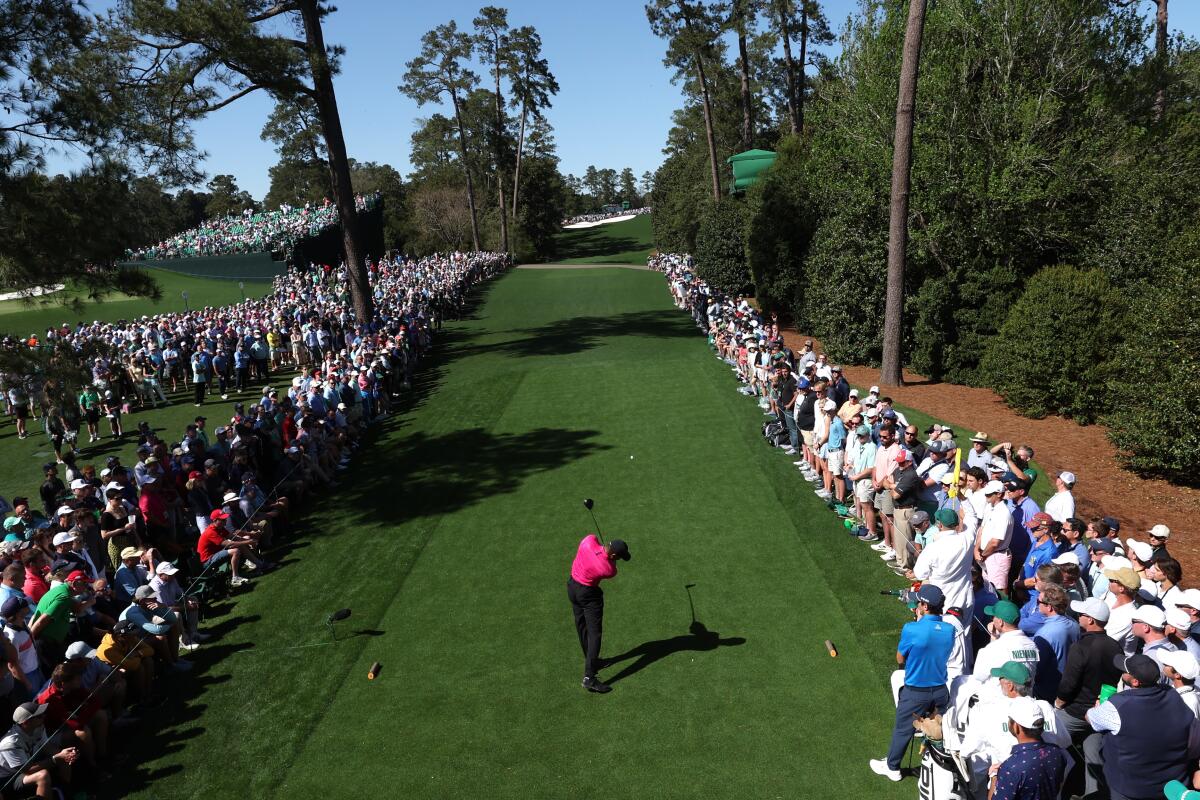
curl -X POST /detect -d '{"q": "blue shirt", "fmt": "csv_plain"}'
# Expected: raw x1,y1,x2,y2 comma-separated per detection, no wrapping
827,416,846,450
898,614,955,687
991,741,1067,800
1032,614,1080,700
1023,537,1058,580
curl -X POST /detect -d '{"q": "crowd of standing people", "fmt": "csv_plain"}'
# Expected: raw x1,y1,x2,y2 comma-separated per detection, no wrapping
124,196,376,262
0,250,508,796
653,252,1199,800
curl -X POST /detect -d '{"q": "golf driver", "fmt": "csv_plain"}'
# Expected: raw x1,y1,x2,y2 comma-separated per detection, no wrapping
583,498,604,543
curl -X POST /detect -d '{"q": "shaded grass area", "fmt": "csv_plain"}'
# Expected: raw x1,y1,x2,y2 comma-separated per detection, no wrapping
0,269,271,337
553,214,655,264
67,267,914,799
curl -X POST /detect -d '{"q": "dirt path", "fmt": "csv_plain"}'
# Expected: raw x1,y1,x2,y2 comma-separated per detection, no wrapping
779,331,1200,576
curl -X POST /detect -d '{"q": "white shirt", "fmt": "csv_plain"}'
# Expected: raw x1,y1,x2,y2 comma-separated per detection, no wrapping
945,612,973,683
1178,685,1200,719
973,629,1040,686
912,530,975,613
1045,490,1075,523
1105,600,1138,656
979,501,1013,552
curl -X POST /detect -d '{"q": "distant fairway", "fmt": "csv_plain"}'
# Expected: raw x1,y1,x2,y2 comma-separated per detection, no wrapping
0,268,271,336
102,265,911,800
553,213,655,264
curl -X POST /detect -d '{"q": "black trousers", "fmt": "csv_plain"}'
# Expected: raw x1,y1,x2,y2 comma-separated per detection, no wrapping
567,577,604,679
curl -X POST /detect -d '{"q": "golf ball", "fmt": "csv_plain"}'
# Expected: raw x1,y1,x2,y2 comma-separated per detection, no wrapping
630,455,634,459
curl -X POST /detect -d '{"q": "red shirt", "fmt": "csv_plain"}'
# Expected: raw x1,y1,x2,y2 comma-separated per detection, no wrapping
37,682,100,730
139,490,167,527
197,524,227,561
570,535,617,587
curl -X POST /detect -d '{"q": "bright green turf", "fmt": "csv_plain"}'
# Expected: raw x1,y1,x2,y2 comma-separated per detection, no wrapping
553,214,655,264
89,266,916,799
0,269,270,339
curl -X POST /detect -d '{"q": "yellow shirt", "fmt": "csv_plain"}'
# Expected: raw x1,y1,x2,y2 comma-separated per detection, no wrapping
96,633,153,671
267,331,282,349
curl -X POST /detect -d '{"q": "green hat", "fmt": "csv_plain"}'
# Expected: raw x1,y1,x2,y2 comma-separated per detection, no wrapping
984,599,1021,625
934,508,959,528
990,660,1031,685
856,424,871,436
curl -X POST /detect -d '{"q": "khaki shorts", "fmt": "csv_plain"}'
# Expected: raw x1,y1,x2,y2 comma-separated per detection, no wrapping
801,430,815,448
856,480,876,504
874,490,895,515
827,450,846,476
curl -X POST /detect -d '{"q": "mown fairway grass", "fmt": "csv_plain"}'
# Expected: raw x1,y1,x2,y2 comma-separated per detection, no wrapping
63,265,918,800
553,214,655,264
0,268,271,340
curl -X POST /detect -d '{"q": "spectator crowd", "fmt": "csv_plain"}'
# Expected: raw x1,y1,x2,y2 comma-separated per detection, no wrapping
653,251,1200,800
124,196,376,262
0,250,508,795
561,207,651,226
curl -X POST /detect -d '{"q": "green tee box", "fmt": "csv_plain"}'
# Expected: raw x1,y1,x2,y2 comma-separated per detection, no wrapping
727,149,777,192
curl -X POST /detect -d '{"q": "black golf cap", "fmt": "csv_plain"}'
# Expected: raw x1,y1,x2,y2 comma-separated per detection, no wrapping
608,539,631,561
1114,653,1160,685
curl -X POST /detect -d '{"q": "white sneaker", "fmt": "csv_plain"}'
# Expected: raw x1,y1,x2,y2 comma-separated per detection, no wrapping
221,394,229,400
230,576,249,587
179,642,200,652
815,490,832,499
870,542,889,551
869,759,902,782
782,447,796,455
792,460,806,466
879,549,896,560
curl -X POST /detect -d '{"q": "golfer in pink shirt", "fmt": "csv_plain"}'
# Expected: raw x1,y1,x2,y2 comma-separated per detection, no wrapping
567,534,631,694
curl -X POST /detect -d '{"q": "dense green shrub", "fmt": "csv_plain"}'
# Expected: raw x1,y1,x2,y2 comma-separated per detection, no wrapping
743,138,815,314
694,199,750,294
980,265,1120,422
1105,264,1200,482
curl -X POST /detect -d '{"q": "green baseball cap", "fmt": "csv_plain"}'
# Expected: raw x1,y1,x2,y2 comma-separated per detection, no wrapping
934,508,959,528
856,424,871,437
984,599,1021,625
990,660,1031,685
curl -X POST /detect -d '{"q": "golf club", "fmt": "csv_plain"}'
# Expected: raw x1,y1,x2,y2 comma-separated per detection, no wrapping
583,498,604,543
684,583,697,625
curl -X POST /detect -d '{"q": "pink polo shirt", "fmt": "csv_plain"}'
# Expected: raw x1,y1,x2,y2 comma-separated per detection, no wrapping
570,535,617,587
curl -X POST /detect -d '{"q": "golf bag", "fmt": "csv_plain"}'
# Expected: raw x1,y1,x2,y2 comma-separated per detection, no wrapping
917,739,972,800
761,420,788,448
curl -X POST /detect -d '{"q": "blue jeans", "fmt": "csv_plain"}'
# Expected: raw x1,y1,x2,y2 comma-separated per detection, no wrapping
887,684,949,770
782,411,800,452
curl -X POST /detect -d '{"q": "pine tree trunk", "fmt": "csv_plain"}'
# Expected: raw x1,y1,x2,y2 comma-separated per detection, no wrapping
696,57,723,201
451,90,481,251
778,2,799,134
297,0,372,323
881,0,927,387
797,2,808,135
493,60,509,254
1153,0,1168,122
511,99,527,220
737,17,754,150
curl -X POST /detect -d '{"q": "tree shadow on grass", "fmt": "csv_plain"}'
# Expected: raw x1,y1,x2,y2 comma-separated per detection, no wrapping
448,309,698,361
555,228,645,261
333,426,610,530
603,620,746,685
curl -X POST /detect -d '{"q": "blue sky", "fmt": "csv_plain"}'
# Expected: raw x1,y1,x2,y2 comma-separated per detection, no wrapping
45,1,1200,200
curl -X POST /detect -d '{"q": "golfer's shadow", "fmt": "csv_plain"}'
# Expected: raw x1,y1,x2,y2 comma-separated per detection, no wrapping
603,620,745,685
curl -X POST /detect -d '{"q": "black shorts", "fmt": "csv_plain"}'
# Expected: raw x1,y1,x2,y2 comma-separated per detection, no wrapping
13,405,28,421
84,408,100,424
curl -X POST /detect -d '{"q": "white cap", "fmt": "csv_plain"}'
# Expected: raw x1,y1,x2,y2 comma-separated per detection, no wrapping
1132,605,1167,628
1160,650,1200,681
65,642,95,660
154,562,179,576
938,472,956,485
983,480,1005,495
822,399,837,411
1166,606,1192,633
51,531,76,546
1101,555,1134,571
1125,538,1153,563
848,388,859,397
1058,471,1076,485
1070,597,1110,624
1007,697,1044,729
69,478,89,491
1051,552,1079,566
1149,523,1171,539
869,385,880,394
1174,588,1200,610
53,505,74,517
